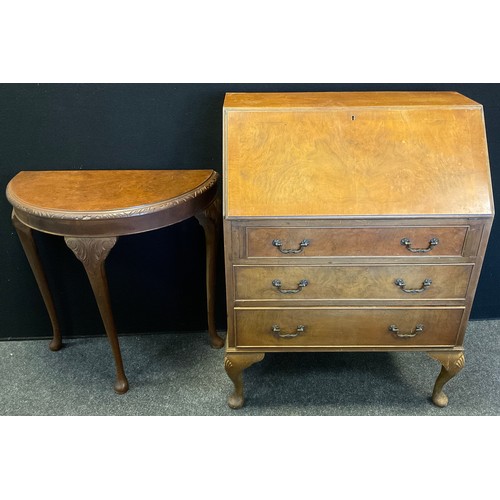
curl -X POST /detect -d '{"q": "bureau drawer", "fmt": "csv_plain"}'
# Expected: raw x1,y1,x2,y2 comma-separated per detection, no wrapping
246,226,468,258
234,307,464,348
234,264,473,301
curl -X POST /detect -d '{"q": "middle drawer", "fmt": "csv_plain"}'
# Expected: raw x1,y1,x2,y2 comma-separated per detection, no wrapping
234,264,473,301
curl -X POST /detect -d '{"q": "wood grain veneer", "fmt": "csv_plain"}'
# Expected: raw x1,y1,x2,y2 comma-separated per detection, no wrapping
224,94,493,218
7,169,216,214
223,91,494,409
234,307,465,348
245,226,469,257
234,264,473,301
7,169,224,395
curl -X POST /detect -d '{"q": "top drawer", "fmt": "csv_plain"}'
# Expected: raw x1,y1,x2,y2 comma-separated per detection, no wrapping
246,226,469,258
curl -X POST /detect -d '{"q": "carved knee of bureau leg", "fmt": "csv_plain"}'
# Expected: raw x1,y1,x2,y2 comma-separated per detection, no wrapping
224,352,265,409
427,351,465,407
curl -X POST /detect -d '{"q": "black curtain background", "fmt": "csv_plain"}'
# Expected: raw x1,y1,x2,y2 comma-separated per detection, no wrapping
1,83,498,340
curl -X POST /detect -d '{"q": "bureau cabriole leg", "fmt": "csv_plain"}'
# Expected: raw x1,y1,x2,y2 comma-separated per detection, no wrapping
11,212,62,351
195,197,224,349
427,351,465,407
64,236,129,395
224,352,265,409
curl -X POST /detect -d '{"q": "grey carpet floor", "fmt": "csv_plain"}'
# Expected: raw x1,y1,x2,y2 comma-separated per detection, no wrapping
1,319,499,416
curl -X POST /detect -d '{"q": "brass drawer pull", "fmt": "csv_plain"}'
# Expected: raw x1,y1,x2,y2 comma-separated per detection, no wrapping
400,237,439,253
388,324,424,338
271,324,305,338
272,279,309,294
272,239,310,254
394,278,432,293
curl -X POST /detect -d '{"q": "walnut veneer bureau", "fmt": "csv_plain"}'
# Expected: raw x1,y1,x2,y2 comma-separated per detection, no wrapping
222,91,494,409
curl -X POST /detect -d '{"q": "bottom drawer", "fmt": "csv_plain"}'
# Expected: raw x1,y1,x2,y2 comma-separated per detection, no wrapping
234,307,464,348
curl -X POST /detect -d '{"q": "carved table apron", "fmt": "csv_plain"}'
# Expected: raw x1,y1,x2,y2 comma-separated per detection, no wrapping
6,169,223,394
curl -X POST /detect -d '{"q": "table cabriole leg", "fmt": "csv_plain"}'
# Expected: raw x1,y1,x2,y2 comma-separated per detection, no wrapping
64,236,129,394
195,197,224,349
427,351,465,407
11,212,63,351
224,352,265,409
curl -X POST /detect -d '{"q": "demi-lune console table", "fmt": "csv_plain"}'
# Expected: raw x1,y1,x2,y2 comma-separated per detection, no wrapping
6,169,223,394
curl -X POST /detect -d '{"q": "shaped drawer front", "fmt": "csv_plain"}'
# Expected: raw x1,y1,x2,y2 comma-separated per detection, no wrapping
246,226,468,258
234,307,464,348
234,264,473,301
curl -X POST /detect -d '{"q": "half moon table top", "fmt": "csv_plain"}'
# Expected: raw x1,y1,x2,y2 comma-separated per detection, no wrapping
6,169,219,236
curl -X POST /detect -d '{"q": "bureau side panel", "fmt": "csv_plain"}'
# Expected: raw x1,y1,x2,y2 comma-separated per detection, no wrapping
223,219,237,348
456,217,494,345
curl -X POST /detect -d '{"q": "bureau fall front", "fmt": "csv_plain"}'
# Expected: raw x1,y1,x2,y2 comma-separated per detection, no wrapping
222,91,494,409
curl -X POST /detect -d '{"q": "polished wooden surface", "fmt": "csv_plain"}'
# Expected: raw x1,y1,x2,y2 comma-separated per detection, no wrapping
195,196,225,349
65,235,128,393
224,351,265,410
229,217,484,262
246,226,468,257
428,351,465,407
223,91,480,109
11,212,62,352
223,91,494,409
224,92,493,218
8,169,223,393
234,307,464,348
7,169,215,214
7,169,220,237
234,264,472,301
